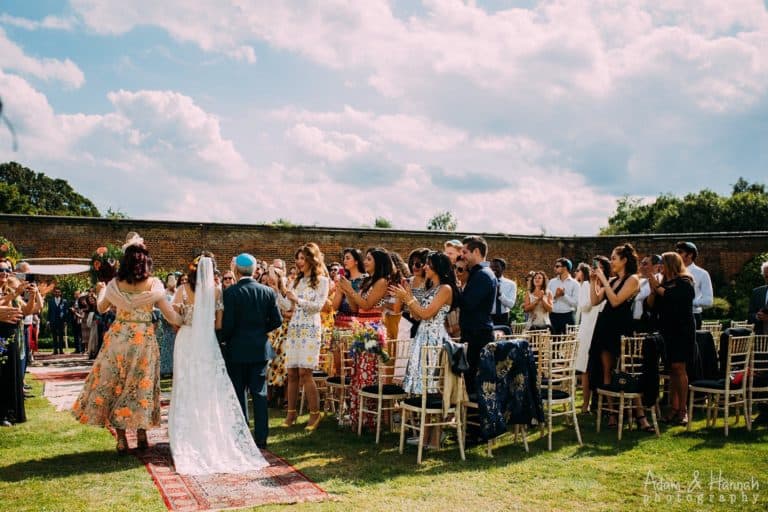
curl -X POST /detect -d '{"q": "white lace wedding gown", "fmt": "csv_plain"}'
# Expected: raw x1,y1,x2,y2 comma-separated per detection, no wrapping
168,257,268,475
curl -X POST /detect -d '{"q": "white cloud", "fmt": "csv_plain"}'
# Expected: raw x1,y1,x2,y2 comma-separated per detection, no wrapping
0,28,84,87
0,14,77,31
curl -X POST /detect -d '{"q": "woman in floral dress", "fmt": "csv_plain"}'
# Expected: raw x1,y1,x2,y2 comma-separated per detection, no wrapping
337,248,392,431
72,233,181,453
390,251,459,448
281,243,329,431
267,266,292,405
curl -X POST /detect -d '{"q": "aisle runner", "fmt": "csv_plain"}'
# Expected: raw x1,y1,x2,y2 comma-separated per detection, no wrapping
32,366,330,511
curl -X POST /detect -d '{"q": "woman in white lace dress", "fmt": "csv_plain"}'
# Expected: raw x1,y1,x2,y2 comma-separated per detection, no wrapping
280,243,329,431
169,253,268,475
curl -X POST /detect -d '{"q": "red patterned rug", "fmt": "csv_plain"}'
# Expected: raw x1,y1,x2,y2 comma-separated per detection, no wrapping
32,367,330,511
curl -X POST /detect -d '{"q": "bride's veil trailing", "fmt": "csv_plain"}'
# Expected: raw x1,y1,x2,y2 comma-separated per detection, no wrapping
168,256,268,475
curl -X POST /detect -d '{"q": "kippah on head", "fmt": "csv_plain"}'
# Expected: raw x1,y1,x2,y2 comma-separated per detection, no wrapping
651,254,663,265
235,253,256,267
563,258,573,272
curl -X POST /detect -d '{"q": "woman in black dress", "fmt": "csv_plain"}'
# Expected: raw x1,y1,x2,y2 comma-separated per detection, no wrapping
645,251,695,425
590,243,653,431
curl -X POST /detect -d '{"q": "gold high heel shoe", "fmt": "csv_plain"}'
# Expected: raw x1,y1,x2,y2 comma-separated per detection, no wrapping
281,409,297,427
305,411,322,432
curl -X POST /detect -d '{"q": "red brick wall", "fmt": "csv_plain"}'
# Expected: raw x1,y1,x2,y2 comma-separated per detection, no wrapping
2,214,766,290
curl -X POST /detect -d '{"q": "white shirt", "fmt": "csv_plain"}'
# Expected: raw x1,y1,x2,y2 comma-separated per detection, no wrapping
547,274,579,314
633,273,663,320
687,262,713,314
491,276,517,314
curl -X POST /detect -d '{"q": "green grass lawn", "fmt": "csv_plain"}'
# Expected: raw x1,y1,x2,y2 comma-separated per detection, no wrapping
2,377,767,512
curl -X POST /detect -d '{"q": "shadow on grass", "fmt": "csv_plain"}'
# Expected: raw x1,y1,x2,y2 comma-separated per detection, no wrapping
0,449,145,482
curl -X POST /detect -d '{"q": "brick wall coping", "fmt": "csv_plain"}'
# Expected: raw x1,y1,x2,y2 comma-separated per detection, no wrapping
3,214,768,241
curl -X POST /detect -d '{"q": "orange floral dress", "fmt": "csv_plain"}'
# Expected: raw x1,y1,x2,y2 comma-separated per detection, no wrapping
72,279,164,429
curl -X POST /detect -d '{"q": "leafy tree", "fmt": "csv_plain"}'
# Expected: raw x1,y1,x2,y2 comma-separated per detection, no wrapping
271,218,296,228
104,207,129,219
373,217,392,228
727,251,768,321
601,178,768,234
0,161,100,217
427,210,458,232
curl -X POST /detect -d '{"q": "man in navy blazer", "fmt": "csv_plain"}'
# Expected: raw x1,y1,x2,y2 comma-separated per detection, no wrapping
46,288,69,355
221,253,283,448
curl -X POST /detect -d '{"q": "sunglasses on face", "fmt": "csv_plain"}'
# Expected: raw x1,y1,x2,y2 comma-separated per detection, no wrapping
0,268,11,273
554,264,562,268
223,276,234,281
455,267,466,274
412,261,423,269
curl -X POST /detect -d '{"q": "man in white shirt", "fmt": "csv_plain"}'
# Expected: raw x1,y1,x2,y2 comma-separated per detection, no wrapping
675,241,713,329
547,258,579,335
489,258,517,327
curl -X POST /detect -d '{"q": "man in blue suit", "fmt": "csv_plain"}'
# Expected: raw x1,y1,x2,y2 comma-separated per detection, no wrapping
221,253,282,449
46,288,68,355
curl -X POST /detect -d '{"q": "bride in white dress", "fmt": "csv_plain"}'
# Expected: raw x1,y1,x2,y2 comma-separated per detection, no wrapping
168,255,268,475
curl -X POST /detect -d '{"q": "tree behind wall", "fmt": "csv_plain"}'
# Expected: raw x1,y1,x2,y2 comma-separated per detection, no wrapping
0,161,100,217
427,210,458,231
600,178,768,235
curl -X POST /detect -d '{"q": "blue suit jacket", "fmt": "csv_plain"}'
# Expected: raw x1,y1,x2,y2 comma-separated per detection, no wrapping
221,277,283,363
47,297,69,328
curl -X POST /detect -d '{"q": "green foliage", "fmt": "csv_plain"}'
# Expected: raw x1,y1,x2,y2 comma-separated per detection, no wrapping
373,217,392,228
0,235,23,265
702,296,731,320
104,207,129,219
271,217,296,228
727,251,768,320
54,273,91,302
0,161,101,217
600,178,768,234
427,210,458,231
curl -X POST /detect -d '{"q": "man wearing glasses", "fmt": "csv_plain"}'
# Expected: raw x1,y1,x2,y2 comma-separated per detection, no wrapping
547,258,578,335
674,241,713,329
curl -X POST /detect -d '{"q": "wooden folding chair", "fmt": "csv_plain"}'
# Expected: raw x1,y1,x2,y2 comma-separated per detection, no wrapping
541,334,582,450
357,338,410,443
688,334,752,436
398,344,465,464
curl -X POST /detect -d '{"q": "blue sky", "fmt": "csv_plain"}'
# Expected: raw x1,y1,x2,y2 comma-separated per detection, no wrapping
1,0,767,234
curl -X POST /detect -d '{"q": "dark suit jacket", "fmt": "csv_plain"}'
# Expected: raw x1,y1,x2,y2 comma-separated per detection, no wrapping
221,277,283,363
47,298,69,328
748,285,768,335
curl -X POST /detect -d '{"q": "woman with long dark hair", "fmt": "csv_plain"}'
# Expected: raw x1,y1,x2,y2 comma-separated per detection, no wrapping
73,232,181,453
332,248,366,328
523,271,553,330
281,243,329,431
645,251,695,425
337,247,393,431
589,243,653,432
390,251,459,449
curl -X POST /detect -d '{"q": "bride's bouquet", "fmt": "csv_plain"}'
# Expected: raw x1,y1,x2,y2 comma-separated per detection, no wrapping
348,320,390,362
90,244,123,284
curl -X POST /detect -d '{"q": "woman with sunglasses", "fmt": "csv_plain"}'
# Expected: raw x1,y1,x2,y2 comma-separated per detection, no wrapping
0,259,42,426
390,251,459,449
403,248,430,337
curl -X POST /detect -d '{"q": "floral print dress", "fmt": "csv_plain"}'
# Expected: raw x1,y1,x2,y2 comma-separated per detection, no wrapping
402,286,451,394
72,279,164,430
283,276,330,369
348,287,385,432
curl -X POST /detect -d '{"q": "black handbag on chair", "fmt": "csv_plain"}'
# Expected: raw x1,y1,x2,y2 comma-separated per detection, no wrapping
610,370,639,393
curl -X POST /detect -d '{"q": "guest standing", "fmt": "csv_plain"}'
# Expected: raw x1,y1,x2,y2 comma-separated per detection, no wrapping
281,243,329,431
645,251,695,425
574,259,607,413
72,233,181,453
458,236,496,393
548,258,579,334
523,271,553,330
332,248,366,329
590,243,653,432
158,274,177,377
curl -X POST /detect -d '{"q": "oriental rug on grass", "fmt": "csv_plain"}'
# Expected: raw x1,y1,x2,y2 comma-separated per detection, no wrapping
31,362,331,511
